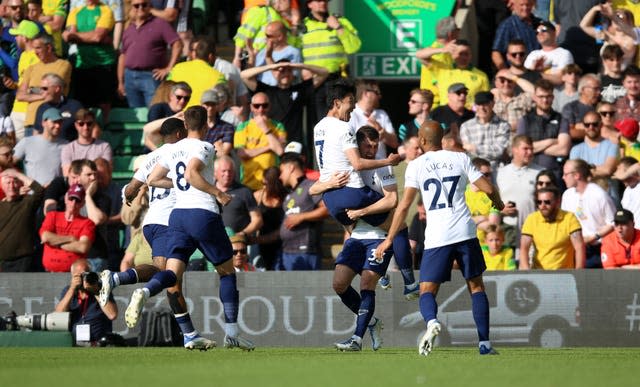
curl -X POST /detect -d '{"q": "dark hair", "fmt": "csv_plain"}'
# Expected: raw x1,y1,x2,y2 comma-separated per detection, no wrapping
619,156,639,167
355,79,379,100
74,108,95,121
472,157,490,169
623,65,640,79
262,166,287,201
356,125,379,144
280,152,304,169
183,106,207,131
602,44,624,60
192,36,216,61
159,118,186,136
534,79,555,93
562,63,583,76
454,39,470,47
535,186,560,200
326,78,355,109
507,38,526,48
70,159,96,175
535,169,559,187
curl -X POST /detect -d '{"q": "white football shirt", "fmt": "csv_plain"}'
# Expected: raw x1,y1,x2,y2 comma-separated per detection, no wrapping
133,145,176,227
405,150,483,249
313,116,363,188
351,165,396,240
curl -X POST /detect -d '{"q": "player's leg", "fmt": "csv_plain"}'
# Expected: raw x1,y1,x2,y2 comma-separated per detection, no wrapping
322,186,388,226
391,227,419,300
333,239,363,315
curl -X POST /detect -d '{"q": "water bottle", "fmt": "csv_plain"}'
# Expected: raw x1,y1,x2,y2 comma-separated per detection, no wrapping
594,25,604,45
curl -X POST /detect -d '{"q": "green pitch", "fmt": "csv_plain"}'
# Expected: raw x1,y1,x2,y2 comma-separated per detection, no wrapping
1,347,639,387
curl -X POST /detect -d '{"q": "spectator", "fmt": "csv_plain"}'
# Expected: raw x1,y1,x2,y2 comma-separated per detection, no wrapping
167,36,226,109
149,0,180,24
4,19,40,123
215,155,263,237
482,224,516,271
561,73,602,144
229,233,256,272
148,81,191,122
599,45,626,103
117,0,182,108
535,169,560,190
397,89,433,145
552,64,582,113
234,92,286,191
40,183,96,272
348,79,399,158
569,111,619,180
581,4,638,69
502,39,541,94
491,68,535,131
0,168,44,271
201,89,234,156
553,0,601,74
68,0,125,51
416,16,458,106
63,0,116,117
492,0,541,71
430,82,474,134
601,208,640,269
524,21,575,86
516,79,570,179
278,152,328,271
241,60,328,148
60,109,112,177
33,73,83,141
14,32,72,138
614,65,640,122
0,137,15,176
597,101,620,145
561,158,616,268
13,107,67,186
95,157,124,271
254,20,302,86
39,0,67,57
394,135,423,225
618,117,640,161
1,0,26,75
214,83,243,128
54,258,117,342
251,166,286,270
614,157,640,228
466,158,501,244
460,91,511,170
520,187,586,270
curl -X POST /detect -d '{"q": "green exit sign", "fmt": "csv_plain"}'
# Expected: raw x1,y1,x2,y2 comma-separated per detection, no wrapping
356,54,422,79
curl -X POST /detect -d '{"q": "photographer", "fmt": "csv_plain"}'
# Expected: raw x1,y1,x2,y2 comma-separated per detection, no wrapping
55,258,117,343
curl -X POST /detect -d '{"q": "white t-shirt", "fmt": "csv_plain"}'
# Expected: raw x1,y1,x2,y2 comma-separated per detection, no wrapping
133,146,176,227
348,105,395,159
496,162,542,229
561,182,616,237
158,138,220,214
622,183,640,225
314,116,363,188
405,150,483,249
524,47,574,74
351,165,396,240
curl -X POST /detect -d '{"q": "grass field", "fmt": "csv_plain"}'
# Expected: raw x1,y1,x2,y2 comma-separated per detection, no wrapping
1,347,639,387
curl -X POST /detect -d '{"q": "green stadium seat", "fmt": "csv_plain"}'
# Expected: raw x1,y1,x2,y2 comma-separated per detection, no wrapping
105,107,148,131
112,155,136,180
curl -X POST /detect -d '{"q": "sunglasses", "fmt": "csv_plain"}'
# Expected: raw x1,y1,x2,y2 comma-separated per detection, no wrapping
252,103,269,109
599,111,615,117
583,121,600,127
454,90,468,96
497,77,513,84
536,27,550,34
409,99,424,104
536,181,553,187
9,5,21,10
174,94,191,101
536,199,553,206
77,121,94,127
232,249,247,255
508,51,526,57
132,2,149,9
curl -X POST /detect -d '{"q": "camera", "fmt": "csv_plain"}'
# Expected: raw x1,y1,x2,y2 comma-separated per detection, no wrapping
0,311,18,331
81,271,100,286
16,312,70,331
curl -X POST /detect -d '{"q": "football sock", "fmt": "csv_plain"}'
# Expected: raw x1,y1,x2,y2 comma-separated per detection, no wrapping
354,290,375,338
115,268,138,286
145,270,176,297
225,322,239,338
338,286,361,315
175,312,196,336
393,228,416,286
220,274,239,323
472,291,490,342
419,292,438,323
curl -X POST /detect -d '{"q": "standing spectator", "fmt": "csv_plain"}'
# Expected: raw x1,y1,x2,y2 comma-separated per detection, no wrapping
569,111,619,180
430,83,474,134
1,0,26,72
254,21,302,86
491,68,535,131
39,0,67,57
561,158,616,268
278,152,328,271
599,45,626,103
0,168,44,271
502,39,541,94
60,109,112,177
301,0,361,122
524,21,575,86
69,0,125,51
167,36,226,109
613,65,640,122
40,183,96,272
516,79,570,178
601,209,640,269
460,91,511,170
348,79,398,158
552,64,582,113
33,73,83,141
580,4,637,70
492,0,541,71
553,0,601,74
13,107,67,186
251,166,286,270
397,89,433,145
234,92,286,191
117,0,182,108
201,89,234,156
560,73,602,144
520,187,586,270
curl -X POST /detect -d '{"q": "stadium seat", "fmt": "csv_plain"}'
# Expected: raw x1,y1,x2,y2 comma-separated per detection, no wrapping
112,155,136,180
105,107,148,131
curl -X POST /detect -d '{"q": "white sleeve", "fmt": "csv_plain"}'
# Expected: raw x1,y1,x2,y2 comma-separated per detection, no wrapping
404,159,420,189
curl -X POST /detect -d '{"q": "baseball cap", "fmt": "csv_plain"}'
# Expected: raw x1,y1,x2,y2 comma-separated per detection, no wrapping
9,20,40,39
229,234,247,244
615,118,639,140
537,20,556,32
200,89,221,104
448,83,468,94
474,91,494,105
67,183,86,201
43,108,63,122
284,141,303,154
614,209,634,224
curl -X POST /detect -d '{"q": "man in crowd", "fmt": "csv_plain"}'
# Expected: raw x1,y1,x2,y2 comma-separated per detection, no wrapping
32,73,83,141
431,83,474,134
601,209,640,269
60,109,112,177
201,89,234,156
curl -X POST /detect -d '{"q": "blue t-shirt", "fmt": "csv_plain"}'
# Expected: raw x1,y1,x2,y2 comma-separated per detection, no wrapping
569,139,618,166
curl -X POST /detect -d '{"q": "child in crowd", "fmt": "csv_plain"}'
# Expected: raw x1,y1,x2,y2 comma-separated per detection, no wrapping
616,118,640,160
482,224,516,271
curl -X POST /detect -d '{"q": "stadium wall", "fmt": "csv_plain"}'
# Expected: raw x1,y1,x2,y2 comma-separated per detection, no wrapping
1,271,639,348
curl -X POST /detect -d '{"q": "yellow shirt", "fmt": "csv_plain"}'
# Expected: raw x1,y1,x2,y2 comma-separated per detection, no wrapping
42,0,68,57
168,59,226,109
465,185,493,242
431,64,490,109
23,59,73,126
234,118,286,191
12,50,40,114
521,209,582,270
619,137,640,161
419,40,453,107
482,246,516,271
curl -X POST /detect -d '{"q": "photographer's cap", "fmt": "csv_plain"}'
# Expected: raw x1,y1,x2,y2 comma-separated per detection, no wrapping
43,107,63,122
614,209,634,224
284,141,303,154
67,183,86,201
9,20,39,39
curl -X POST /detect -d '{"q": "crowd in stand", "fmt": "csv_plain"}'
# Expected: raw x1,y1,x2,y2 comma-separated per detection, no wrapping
2,0,640,274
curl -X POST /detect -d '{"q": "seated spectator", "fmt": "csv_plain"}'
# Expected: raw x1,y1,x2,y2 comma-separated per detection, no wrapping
147,81,191,122
502,39,541,95
599,44,626,103
597,101,620,145
60,109,112,176
431,83,474,134
230,233,256,272
568,111,618,180
251,166,285,270
13,107,68,186
491,0,541,71
215,83,243,128
616,118,640,161
234,92,286,191
552,64,582,113
520,187,586,270
482,224,516,271
397,89,433,145
0,168,44,271
535,169,560,190
40,183,96,272
613,65,640,122
491,68,534,131
201,89,234,156
54,258,117,343
601,209,640,269
32,73,83,141
561,73,602,144
0,137,15,177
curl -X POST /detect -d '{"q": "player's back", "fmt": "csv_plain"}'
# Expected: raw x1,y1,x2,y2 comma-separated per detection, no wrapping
134,146,176,227
159,138,219,213
405,150,482,248
313,116,363,188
